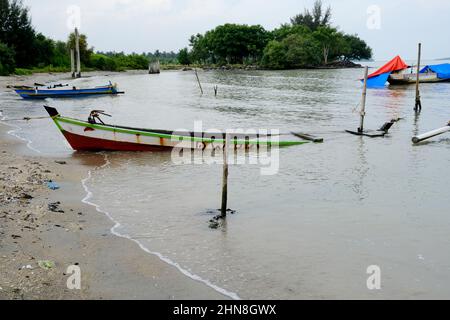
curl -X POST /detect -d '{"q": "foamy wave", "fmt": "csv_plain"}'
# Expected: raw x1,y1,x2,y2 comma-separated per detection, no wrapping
0,115,42,154
81,154,241,300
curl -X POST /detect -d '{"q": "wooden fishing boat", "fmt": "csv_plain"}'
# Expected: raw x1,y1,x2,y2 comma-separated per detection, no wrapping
388,63,450,85
16,83,124,99
387,71,447,85
44,106,308,152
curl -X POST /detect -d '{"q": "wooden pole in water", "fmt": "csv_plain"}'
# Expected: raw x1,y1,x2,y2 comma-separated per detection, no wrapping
358,66,369,133
415,43,422,112
195,69,204,95
412,122,450,143
149,60,161,74
221,134,229,218
75,28,81,78
70,49,75,78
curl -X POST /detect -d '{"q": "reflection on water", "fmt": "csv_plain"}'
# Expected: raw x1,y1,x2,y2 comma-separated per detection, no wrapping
1,64,450,299
352,138,370,201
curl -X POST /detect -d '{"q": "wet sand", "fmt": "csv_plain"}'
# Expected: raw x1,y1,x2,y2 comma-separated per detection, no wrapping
0,122,228,300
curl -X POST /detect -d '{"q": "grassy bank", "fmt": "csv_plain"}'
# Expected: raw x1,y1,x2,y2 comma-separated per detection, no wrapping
14,66,98,75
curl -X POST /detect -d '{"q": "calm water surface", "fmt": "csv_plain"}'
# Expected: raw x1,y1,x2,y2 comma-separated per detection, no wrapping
1,62,449,299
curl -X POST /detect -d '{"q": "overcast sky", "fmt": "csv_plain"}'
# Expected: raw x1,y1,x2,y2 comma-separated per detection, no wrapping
22,0,450,60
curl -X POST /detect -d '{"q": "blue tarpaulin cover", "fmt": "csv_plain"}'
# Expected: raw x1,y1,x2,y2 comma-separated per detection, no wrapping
366,72,392,88
420,63,450,79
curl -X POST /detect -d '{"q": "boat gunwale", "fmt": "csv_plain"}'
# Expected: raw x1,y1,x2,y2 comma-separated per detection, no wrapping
53,115,307,147
388,71,450,84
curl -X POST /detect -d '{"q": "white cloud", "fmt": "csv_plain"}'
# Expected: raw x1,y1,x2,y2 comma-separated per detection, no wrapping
82,0,172,20
180,0,229,19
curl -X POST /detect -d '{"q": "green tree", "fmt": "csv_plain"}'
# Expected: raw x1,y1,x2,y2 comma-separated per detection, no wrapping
312,26,339,65
189,24,269,65
189,33,211,64
261,40,287,69
127,54,148,69
67,32,94,66
261,33,321,69
90,53,118,71
33,33,55,67
284,33,321,68
178,48,191,65
290,0,332,31
0,0,36,67
342,34,372,61
51,41,70,67
209,24,269,64
0,41,15,75
271,24,311,42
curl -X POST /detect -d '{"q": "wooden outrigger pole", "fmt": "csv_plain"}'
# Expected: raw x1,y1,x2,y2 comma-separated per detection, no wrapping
414,43,422,112
221,135,229,218
412,121,450,144
359,66,369,133
345,66,396,137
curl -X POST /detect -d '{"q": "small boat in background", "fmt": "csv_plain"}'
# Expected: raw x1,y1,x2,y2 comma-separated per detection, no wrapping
365,56,450,87
388,63,450,85
15,82,124,99
44,106,308,152
388,71,443,84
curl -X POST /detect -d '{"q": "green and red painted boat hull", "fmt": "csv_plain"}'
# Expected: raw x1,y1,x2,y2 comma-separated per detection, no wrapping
44,107,308,152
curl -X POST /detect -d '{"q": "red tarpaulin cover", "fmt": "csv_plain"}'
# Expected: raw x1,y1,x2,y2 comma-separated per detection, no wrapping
368,55,408,79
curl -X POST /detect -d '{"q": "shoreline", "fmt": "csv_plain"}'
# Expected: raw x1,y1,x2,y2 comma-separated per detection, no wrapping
2,61,364,81
0,123,228,300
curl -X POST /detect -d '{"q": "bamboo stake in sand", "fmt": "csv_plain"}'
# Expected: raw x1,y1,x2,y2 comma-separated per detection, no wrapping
221,135,229,218
195,69,204,95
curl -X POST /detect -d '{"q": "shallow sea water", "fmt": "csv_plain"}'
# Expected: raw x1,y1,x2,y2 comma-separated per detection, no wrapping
1,62,449,299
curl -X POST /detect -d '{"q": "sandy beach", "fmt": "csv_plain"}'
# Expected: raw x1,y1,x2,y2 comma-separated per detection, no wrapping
0,85,228,300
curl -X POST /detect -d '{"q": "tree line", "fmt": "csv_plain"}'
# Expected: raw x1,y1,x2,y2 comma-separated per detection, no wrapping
0,0,178,75
0,0,372,75
179,1,372,69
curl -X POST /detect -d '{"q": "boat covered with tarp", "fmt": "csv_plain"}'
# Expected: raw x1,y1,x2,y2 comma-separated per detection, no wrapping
366,56,450,87
388,62,450,85
365,56,409,87
419,63,450,80
15,82,123,99
44,106,308,152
